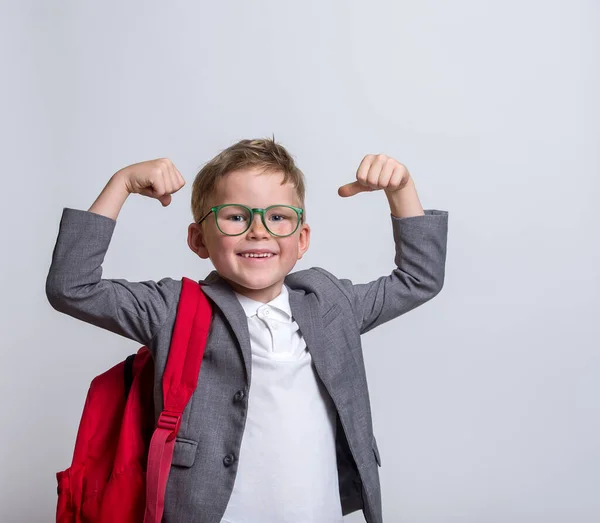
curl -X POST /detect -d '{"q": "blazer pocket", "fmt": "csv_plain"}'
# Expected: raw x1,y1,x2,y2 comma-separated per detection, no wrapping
171,438,198,468
372,436,381,467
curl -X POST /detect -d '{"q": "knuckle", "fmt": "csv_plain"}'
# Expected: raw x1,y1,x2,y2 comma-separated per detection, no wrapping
156,159,170,172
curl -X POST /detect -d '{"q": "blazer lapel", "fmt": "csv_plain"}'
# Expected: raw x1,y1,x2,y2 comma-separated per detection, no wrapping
287,286,331,385
287,286,318,355
199,271,253,382
288,284,355,409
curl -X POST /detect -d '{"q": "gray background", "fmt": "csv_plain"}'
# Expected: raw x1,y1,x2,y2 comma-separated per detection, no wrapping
1,0,598,522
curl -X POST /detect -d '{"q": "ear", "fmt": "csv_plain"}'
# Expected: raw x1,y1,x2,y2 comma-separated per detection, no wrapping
187,223,210,259
296,222,311,260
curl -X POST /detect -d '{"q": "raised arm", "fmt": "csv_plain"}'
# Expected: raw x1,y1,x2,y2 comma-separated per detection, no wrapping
46,159,186,345
335,154,448,334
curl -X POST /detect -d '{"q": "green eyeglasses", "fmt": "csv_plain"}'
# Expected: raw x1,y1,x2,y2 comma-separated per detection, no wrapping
197,204,304,237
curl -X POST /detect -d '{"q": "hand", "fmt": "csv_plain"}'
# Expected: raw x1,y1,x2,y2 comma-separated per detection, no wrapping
338,154,410,198
117,158,186,207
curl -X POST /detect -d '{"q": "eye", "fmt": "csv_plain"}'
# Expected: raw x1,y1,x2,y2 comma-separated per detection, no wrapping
221,213,247,222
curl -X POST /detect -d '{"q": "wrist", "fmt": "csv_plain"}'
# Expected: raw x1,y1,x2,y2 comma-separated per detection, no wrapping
88,171,131,220
112,168,134,195
385,176,424,218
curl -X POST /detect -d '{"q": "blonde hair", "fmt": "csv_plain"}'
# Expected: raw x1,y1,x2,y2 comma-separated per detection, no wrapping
191,137,306,223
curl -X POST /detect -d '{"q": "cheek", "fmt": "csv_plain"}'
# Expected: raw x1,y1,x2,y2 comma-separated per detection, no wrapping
279,239,300,259
208,236,237,260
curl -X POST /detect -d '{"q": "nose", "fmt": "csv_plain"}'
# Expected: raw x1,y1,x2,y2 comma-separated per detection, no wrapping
247,213,269,238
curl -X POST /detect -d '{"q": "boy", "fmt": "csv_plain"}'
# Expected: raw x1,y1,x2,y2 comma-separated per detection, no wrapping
46,138,448,523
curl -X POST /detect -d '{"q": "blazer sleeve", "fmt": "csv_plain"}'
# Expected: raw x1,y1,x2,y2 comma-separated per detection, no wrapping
316,209,448,335
45,207,180,346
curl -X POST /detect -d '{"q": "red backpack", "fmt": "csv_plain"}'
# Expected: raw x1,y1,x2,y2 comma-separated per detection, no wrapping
56,277,212,523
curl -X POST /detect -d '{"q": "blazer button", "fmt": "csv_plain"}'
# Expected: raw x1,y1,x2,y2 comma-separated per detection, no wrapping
223,454,235,467
233,389,245,402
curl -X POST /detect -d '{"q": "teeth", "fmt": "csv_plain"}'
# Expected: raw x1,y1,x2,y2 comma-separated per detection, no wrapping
240,253,273,258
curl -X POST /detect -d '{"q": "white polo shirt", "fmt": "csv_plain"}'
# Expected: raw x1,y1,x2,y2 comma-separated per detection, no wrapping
220,284,343,523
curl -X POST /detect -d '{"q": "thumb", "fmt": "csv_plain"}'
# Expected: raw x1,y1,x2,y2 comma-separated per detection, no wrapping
159,194,172,207
338,181,374,198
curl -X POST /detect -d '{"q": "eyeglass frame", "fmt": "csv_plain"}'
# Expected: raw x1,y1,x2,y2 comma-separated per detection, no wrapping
196,203,305,237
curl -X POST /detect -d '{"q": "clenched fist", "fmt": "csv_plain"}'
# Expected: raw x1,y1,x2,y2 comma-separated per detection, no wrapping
338,154,410,198
117,158,186,207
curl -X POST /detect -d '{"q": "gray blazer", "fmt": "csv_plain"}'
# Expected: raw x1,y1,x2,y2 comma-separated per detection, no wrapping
46,207,448,523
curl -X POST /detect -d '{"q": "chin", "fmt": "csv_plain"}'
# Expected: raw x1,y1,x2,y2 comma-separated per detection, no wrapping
240,277,280,291
222,272,278,291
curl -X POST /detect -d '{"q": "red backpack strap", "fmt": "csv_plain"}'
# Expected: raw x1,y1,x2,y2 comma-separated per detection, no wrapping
144,277,212,523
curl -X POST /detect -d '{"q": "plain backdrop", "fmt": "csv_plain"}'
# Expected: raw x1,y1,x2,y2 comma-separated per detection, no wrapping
1,1,598,522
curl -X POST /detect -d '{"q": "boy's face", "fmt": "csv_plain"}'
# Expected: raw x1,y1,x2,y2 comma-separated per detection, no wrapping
188,168,310,303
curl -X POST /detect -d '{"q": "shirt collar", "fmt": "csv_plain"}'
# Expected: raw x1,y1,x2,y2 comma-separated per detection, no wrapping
234,283,292,320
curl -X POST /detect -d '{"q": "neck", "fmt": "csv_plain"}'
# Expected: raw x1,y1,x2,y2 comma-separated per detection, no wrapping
224,278,284,303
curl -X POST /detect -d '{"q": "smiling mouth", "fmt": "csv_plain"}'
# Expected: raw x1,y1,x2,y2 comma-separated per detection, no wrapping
237,253,277,259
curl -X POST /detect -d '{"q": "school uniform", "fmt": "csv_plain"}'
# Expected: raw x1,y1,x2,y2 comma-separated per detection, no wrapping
46,207,448,523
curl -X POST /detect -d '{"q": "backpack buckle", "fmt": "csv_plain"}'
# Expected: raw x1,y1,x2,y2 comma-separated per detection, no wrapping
157,411,182,441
